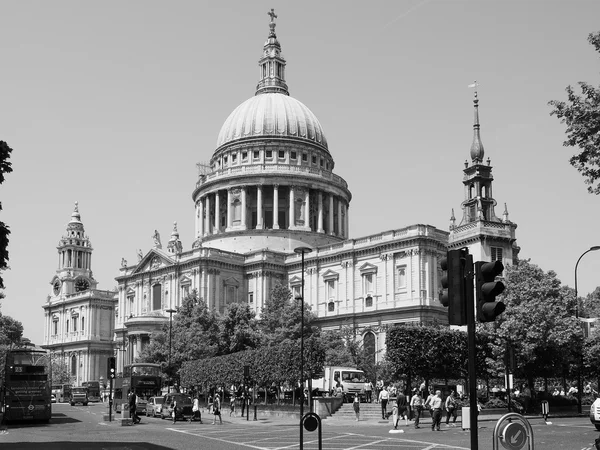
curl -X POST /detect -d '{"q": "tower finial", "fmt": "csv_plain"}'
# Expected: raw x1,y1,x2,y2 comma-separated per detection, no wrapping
256,9,289,96
468,81,485,163
268,8,277,36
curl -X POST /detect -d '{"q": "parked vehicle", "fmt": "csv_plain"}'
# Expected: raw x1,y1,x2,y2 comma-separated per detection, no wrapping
146,396,164,417
590,397,600,431
311,366,366,401
51,394,57,404
70,387,89,406
161,393,193,421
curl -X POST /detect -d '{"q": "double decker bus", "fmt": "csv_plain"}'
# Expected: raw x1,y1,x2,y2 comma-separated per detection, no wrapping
2,346,52,422
82,381,101,402
51,383,72,403
113,363,162,413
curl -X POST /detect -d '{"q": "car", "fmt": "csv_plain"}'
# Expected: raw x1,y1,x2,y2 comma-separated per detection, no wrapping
590,397,600,431
146,396,164,417
160,393,193,421
51,394,57,403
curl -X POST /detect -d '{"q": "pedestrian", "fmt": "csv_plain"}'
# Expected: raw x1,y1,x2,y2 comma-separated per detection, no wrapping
353,395,360,421
128,391,140,424
208,393,214,415
395,390,408,428
430,390,443,431
445,390,458,426
192,395,202,423
364,379,373,403
378,385,389,419
212,394,222,425
423,388,435,419
375,380,383,403
522,384,532,414
171,399,178,424
409,389,423,429
230,394,235,417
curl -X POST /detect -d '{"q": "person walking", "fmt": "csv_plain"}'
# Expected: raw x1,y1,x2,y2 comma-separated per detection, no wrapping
230,394,235,417
445,390,458,426
423,388,435,419
430,390,443,431
378,385,389,419
212,394,222,425
171,399,178,424
364,380,373,403
409,389,423,429
353,395,360,421
192,395,202,423
395,390,408,428
128,391,140,424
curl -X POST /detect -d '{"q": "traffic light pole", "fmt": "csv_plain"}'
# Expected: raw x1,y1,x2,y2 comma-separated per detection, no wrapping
108,377,113,422
465,253,479,450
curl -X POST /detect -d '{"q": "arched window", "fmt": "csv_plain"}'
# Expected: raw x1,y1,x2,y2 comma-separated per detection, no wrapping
328,301,335,312
363,332,376,366
365,295,373,307
232,199,242,226
71,354,77,376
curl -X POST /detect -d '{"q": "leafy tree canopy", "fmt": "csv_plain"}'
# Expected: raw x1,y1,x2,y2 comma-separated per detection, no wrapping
549,31,600,194
0,141,13,288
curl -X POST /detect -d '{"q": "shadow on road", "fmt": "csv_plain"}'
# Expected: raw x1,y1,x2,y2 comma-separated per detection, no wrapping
0,442,172,450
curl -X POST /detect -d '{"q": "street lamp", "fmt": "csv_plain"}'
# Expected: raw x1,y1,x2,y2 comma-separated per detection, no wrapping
166,308,176,394
294,246,312,442
574,245,600,414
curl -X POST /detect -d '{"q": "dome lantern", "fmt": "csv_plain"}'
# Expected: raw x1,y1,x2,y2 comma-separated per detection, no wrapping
255,9,289,96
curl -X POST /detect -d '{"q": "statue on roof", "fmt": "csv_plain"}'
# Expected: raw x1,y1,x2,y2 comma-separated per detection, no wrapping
152,230,162,249
137,249,143,262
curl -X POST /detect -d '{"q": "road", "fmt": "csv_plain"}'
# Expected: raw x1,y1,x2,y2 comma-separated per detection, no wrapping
0,402,598,449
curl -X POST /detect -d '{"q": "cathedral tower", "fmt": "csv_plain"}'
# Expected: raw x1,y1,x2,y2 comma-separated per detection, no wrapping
448,90,518,266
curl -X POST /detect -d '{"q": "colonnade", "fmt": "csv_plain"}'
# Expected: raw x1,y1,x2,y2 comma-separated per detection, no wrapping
194,185,349,239
59,248,92,270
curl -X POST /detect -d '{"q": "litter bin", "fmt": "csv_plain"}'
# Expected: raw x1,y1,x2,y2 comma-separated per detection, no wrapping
461,407,470,430
122,403,130,419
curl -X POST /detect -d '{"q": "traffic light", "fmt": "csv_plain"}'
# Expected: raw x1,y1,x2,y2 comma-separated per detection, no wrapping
440,248,468,325
107,357,116,379
475,260,506,322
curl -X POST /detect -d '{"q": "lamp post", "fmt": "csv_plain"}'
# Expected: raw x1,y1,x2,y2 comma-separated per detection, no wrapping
574,246,600,414
294,246,312,447
166,308,176,394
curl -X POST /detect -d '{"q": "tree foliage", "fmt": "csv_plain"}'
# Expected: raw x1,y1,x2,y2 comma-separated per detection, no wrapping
492,259,582,384
0,141,13,288
549,31,600,194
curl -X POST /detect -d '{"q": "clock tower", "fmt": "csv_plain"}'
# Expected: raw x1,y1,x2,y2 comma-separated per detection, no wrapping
42,202,116,388
51,201,97,296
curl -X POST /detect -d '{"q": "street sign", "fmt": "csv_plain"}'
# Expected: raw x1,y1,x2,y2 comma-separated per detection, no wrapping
501,422,527,450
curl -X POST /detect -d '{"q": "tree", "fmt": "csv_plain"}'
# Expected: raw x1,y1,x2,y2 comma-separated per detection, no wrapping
582,287,600,318
493,259,582,387
549,31,600,194
217,302,259,354
0,141,13,289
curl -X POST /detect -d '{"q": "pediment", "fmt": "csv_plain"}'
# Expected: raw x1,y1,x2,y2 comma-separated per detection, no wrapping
322,269,339,281
358,262,378,274
179,275,192,285
289,275,302,286
223,276,239,287
131,249,174,275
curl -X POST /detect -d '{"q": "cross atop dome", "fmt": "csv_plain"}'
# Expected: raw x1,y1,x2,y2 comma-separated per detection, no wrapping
268,8,277,37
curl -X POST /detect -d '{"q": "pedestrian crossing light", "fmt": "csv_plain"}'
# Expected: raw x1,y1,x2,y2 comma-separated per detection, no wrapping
475,260,506,322
439,248,468,325
107,357,116,379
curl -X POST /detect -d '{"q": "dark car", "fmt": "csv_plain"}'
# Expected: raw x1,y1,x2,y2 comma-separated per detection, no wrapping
161,393,193,421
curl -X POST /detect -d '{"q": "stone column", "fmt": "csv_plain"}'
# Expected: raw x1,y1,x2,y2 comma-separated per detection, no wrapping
329,195,335,235
227,189,232,230
338,199,343,238
305,189,311,230
198,199,204,238
289,186,295,229
345,203,350,238
257,185,263,229
273,185,279,229
214,190,220,233
317,191,324,233
241,186,247,230
205,194,211,236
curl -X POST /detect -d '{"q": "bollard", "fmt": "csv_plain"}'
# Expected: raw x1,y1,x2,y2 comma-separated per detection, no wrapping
254,404,257,421
541,400,551,424
461,406,470,430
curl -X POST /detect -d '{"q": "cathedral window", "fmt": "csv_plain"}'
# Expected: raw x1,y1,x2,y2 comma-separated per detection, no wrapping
278,150,285,159
396,266,407,290
491,247,503,264
320,158,324,167
363,273,374,296
224,156,228,165
71,355,77,376
291,151,297,160
266,150,273,159
52,320,58,335
328,301,335,312
253,150,259,160
365,295,373,307
152,284,162,310
242,151,248,161
232,199,242,225
326,279,336,299
232,153,237,163
66,319,69,333
73,317,78,332
312,155,317,165
248,292,254,304
81,317,84,331
302,153,308,162
127,295,134,317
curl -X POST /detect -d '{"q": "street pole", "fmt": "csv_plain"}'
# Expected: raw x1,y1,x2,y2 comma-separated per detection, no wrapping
574,246,600,415
294,246,312,450
166,308,176,394
465,252,479,450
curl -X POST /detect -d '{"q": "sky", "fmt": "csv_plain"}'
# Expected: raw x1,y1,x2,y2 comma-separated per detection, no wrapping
1,0,600,345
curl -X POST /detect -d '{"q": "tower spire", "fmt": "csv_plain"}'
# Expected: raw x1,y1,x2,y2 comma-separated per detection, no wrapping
469,81,485,164
255,9,289,96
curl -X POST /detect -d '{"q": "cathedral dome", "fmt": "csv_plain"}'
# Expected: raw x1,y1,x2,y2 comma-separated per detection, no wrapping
216,93,328,151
